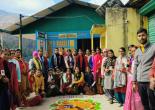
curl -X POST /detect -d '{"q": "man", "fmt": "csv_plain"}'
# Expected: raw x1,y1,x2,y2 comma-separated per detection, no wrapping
132,28,155,110
64,49,75,73
59,47,66,57
44,51,51,70
51,48,66,71
38,49,47,74
38,49,49,92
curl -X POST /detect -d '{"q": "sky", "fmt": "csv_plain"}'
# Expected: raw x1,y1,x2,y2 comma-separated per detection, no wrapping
0,0,129,15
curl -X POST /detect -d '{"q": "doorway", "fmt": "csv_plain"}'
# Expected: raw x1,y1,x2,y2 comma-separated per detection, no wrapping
93,37,100,50
77,39,91,51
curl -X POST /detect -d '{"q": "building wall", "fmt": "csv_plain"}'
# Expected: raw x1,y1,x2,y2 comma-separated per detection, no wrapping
106,8,148,56
127,8,140,46
13,4,104,34
106,8,125,56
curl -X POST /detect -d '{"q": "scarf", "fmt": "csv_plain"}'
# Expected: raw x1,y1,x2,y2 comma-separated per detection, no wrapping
0,58,4,75
53,54,58,67
74,72,81,81
33,58,42,70
9,59,21,82
48,74,54,82
140,44,145,53
77,55,85,72
14,57,27,74
67,55,74,68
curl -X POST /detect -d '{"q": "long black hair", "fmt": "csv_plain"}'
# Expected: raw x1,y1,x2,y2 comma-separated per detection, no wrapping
108,49,116,59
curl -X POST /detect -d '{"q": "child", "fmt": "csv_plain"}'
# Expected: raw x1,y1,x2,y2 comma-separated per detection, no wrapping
46,68,60,97
61,68,74,94
34,69,45,96
72,67,85,94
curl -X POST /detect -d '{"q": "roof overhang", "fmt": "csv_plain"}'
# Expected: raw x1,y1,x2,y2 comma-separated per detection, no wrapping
126,0,149,9
5,0,99,33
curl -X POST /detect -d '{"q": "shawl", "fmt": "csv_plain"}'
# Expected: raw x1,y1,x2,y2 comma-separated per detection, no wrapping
93,54,102,74
53,54,58,67
101,57,108,76
9,59,21,82
33,58,42,70
77,55,86,72
14,57,27,73
65,55,74,68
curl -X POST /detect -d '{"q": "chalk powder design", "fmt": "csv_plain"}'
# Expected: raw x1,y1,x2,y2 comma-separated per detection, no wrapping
49,99,101,110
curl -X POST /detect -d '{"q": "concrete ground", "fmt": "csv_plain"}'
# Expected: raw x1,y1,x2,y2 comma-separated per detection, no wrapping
17,95,123,110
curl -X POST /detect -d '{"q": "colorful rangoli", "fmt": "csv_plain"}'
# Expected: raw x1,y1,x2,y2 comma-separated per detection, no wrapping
49,99,101,110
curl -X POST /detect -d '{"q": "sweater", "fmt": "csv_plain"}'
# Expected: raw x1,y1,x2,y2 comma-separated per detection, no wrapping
133,42,155,82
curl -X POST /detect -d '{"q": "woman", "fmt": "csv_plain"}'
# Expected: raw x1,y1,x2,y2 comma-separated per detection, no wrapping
29,51,42,71
92,48,103,94
72,67,85,94
103,49,116,104
101,49,109,78
64,49,75,73
93,48,102,85
89,50,96,71
76,49,88,73
114,47,128,106
123,46,144,110
61,68,74,94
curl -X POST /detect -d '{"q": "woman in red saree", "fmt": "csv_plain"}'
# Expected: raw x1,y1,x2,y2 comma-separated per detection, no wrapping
93,48,102,84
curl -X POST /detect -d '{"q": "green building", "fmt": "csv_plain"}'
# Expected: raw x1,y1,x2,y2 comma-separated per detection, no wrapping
6,0,104,54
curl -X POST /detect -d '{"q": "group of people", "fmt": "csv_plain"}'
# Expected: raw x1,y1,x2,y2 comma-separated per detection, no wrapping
0,28,155,110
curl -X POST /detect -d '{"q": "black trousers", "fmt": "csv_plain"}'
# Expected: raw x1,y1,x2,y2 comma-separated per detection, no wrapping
138,82,155,110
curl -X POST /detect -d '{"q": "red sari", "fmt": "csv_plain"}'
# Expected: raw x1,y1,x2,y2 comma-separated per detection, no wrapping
14,57,29,93
93,53,102,81
8,62,20,110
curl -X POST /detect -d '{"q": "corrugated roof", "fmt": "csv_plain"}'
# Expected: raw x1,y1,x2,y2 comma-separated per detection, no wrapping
139,0,155,15
5,0,99,33
125,0,150,9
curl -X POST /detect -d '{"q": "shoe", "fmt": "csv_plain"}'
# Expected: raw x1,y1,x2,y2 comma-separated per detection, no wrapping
110,100,113,104
119,104,123,107
80,93,83,95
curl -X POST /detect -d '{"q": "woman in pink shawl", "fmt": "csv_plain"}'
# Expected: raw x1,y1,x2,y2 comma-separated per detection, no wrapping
93,48,102,82
92,48,103,94
123,46,144,110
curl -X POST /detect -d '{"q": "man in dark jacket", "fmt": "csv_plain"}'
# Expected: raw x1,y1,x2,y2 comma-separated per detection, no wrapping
51,48,66,71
